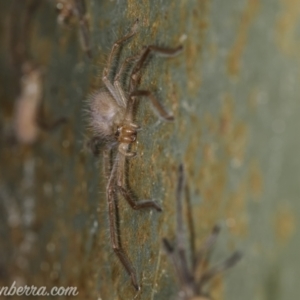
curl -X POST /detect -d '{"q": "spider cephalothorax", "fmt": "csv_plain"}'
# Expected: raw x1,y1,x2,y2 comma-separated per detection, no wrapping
87,19,182,290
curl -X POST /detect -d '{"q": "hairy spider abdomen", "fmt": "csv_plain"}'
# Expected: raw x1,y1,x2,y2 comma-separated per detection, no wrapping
89,89,125,139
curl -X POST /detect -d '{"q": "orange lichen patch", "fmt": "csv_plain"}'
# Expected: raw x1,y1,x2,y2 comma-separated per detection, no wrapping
248,160,263,200
183,90,250,240
195,200,223,233
179,0,210,96
227,0,260,78
276,0,300,57
219,94,249,166
219,94,234,136
274,204,296,244
198,160,227,197
168,82,181,117
225,181,248,237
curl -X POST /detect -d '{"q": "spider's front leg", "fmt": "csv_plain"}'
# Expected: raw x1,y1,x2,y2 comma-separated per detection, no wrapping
129,44,183,92
102,19,139,106
123,44,183,122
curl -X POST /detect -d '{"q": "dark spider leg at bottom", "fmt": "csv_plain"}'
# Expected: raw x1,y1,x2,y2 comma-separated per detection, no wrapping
163,164,242,299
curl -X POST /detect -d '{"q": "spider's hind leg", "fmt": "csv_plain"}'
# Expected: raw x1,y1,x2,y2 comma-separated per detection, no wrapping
117,186,162,211
106,150,161,290
106,174,140,290
115,146,162,211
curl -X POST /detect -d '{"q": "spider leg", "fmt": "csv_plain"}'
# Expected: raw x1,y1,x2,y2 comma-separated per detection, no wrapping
185,183,196,267
193,225,221,273
175,165,193,284
106,150,162,290
74,0,92,58
129,45,182,92
106,162,140,290
117,145,136,157
128,90,174,121
196,251,242,290
116,151,162,211
86,135,117,158
114,54,140,83
103,148,112,180
162,238,189,289
86,136,102,157
102,19,139,105
113,54,140,107
118,186,162,211
162,165,194,295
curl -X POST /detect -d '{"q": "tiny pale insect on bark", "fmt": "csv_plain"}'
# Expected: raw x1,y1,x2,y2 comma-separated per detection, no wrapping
13,63,66,144
86,19,182,290
162,165,242,300
14,63,43,144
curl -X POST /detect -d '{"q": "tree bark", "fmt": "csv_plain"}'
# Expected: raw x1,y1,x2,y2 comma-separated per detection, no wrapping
0,0,299,299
